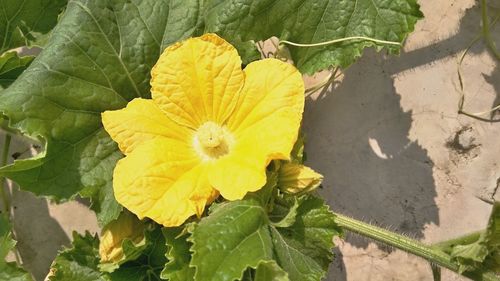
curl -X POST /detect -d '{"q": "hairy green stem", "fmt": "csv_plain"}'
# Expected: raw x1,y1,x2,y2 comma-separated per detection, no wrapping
1,133,11,215
333,213,500,281
481,0,500,61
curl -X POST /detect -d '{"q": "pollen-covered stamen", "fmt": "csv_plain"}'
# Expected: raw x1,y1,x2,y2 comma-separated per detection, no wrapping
197,122,224,148
194,122,233,160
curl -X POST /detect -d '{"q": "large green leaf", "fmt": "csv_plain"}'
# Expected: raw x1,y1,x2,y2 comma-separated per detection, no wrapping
204,0,423,74
190,199,273,281
0,52,34,89
0,0,68,52
189,195,340,281
0,0,203,226
0,215,32,281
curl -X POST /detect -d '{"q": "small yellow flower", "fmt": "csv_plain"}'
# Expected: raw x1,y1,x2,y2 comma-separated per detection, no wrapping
278,162,323,194
99,211,145,264
102,34,304,226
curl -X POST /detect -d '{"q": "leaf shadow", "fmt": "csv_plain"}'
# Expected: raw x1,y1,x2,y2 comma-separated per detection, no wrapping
303,3,500,280
304,50,438,246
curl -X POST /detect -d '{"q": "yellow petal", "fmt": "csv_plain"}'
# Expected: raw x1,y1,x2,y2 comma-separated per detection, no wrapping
207,148,267,200
278,162,323,194
99,211,145,264
113,138,216,226
210,59,305,200
151,33,244,129
102,98,192,155
227,58,304,139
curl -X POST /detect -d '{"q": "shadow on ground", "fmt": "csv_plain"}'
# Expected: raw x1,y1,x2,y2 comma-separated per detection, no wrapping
10,186,70,281
302,2,500,279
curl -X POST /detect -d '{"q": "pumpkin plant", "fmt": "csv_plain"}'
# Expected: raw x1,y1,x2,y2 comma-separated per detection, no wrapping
0,0,499,281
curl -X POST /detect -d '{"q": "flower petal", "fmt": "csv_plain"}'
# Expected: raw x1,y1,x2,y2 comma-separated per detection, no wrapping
210,59,305,200
208,147,267,201
227,58,305,140
102,98,192,155
113,139,216,226
99,211,145,265
278,162,323,194
151,33,244,129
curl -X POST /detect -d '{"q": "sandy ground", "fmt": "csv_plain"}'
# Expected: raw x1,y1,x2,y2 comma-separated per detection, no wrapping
1,0,499,280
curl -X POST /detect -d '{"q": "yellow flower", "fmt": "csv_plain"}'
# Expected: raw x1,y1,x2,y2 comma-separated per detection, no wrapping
102,34,304,227
278,162,323,194
99,211,145,264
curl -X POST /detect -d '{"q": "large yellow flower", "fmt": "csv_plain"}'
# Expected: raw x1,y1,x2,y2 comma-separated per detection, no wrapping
102,34,304,227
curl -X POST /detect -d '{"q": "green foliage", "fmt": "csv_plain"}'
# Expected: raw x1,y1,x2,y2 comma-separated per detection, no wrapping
0,0,68,53
253,260,289,281
0,215,32,281
0,0,203,226
48,232,103,281
449,202,500,273
204,0,423,74
188,195,340,281
49,228,167,281
0,52,33,89
161,227,195,281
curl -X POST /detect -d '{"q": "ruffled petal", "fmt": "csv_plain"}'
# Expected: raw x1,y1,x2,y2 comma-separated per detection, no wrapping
113,138,216,226
210,59,304,200
102,98,192,155
151,33,244,129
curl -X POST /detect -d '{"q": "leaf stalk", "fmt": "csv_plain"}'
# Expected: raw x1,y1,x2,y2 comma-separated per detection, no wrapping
333,213,500,281
0,133,12,214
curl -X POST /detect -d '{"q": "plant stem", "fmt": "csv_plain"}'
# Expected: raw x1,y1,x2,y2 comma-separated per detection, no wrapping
0,133,22,265
279,36,401,48
333,213,500,281
1,133,11,215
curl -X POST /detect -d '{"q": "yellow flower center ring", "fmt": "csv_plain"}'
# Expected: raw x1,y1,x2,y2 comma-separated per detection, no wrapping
101,34,305,226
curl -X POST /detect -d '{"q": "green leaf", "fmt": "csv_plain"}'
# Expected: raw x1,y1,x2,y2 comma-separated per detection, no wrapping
254,260,289,281
161,227,195,281
0,0,68,52
190,195,340,281
270,195,340,281
204,0,423,74
48,232,105,281
190,199,273,281
0,215,32,281
450,202,500,273
270,196,299,228
0,52,34,89
0,0,203,226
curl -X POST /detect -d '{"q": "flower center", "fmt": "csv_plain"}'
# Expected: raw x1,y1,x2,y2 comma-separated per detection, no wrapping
194,122,233,160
